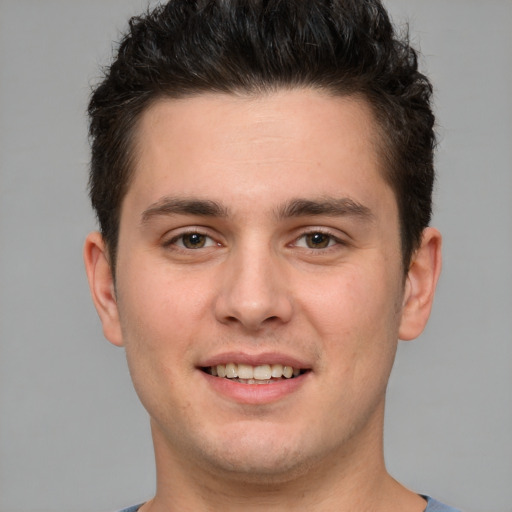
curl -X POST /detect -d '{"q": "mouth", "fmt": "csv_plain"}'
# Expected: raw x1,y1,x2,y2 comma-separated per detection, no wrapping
201,363,308,384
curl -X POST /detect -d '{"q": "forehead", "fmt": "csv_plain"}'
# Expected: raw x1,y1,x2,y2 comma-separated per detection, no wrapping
127,89,394,217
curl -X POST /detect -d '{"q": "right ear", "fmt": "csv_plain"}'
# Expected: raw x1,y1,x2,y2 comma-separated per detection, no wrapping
83,232,124,346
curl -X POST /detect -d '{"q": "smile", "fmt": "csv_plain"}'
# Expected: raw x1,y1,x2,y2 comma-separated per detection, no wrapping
202,363,305,383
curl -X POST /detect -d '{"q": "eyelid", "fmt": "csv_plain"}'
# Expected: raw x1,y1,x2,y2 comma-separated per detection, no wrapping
162,227,220,249
160,225,348,252
291,227,347,250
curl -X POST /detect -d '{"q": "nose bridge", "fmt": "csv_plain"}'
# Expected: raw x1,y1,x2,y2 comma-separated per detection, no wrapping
214,235,292,329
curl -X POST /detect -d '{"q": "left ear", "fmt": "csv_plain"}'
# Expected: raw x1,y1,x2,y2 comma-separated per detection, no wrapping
399,227,442,341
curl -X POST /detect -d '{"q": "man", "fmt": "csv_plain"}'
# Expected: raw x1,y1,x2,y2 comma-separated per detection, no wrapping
83,1,457,510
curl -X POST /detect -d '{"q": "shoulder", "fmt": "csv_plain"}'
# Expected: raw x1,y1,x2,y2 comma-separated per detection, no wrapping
116,505,144,512
423,495,463,512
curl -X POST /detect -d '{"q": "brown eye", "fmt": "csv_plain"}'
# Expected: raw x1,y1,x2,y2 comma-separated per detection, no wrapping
182,233,207,249
304,232,332,249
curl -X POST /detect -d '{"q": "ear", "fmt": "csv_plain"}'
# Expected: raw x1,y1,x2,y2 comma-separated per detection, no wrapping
83,231,124,346
399,227,442,341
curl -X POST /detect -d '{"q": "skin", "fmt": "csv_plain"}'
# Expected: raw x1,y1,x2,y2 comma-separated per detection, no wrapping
84,89,442,512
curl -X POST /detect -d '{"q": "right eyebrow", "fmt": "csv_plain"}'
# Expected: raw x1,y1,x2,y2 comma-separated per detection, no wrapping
140,197,229,224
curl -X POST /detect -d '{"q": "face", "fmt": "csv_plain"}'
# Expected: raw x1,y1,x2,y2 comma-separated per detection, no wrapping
86,90,438,482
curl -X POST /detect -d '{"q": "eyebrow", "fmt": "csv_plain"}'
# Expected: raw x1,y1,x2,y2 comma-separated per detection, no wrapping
277,197,374,221
141,197,228,223
140,196,374,224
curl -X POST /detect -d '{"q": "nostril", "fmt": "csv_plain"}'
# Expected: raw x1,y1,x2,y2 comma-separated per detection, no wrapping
214,280,294,329
224,314,282,329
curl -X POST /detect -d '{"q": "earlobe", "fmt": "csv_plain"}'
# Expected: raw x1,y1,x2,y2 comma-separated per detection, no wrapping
398,227,442,341
83,232,124,346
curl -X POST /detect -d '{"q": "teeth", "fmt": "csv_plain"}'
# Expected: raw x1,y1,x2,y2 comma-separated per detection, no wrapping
237,364,254,379
253,364,272,380
271,364,283,377
225,363,237,378
282,366,293,378
207,363,302,380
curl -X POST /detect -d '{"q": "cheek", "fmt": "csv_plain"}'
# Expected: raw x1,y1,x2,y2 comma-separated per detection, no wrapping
294,267,401,440
297,263,403,381
118,258,213,341
116,273,202,420
301,266,401,332
114,266,202,394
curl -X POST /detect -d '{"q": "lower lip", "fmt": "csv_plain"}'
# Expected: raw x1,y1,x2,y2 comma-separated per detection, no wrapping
199,370,309,404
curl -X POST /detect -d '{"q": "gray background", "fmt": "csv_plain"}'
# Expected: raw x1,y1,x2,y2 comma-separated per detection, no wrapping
0,1,510,511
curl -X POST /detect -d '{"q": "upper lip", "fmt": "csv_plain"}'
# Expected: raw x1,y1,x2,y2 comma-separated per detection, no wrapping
198,351,312,369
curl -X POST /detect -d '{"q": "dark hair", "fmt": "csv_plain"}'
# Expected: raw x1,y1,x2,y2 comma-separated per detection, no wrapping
88,0,435,272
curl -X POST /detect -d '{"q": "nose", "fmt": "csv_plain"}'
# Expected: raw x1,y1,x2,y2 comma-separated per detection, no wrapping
214,243,293,331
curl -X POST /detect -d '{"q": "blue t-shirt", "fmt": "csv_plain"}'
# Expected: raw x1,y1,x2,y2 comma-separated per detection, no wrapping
117,495,461,511
422,495,462,511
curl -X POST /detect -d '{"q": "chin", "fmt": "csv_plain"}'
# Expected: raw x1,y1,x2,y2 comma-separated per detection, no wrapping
190,425,326,484
208,452,314,485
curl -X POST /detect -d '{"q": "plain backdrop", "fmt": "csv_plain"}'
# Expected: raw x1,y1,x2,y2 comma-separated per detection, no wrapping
0,1,511,511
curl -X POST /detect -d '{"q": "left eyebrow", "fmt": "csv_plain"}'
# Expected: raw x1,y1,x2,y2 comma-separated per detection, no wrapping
276,197,374,221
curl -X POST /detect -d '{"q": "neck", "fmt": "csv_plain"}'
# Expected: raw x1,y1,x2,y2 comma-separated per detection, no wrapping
141,405,426,512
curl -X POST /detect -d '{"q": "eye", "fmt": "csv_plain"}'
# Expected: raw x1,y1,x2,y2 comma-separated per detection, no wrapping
171,232,217,249
295,231,338,249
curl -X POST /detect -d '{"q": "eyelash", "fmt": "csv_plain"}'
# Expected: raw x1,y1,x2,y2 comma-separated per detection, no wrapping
292,229,345,252
163,228,346,254
163,230,218,250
